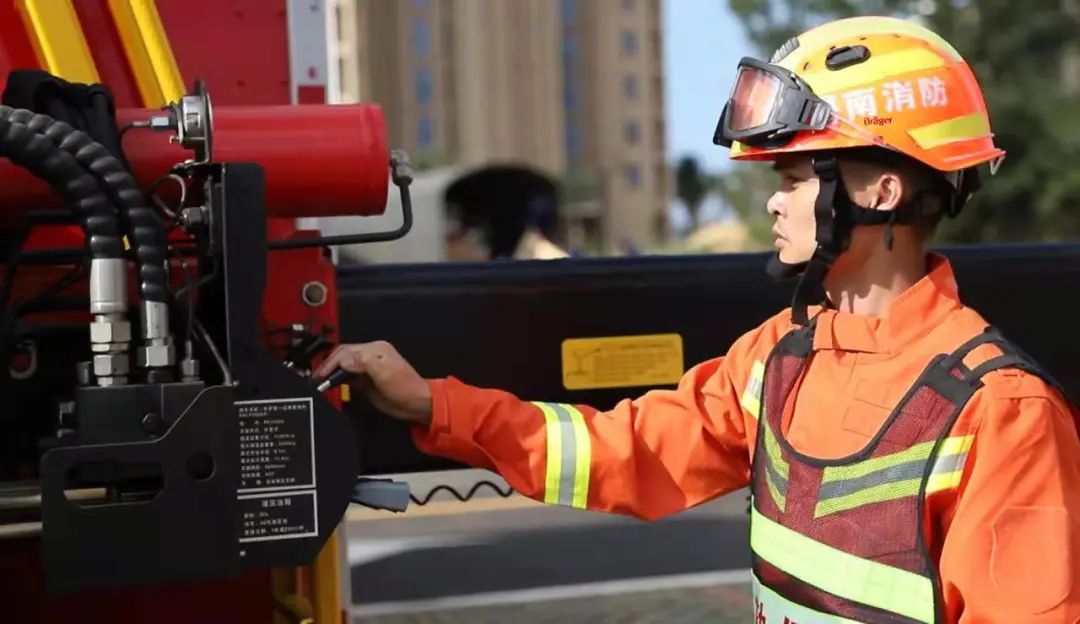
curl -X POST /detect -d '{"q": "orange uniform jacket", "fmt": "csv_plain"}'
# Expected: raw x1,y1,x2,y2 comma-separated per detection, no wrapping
412,254,1080,622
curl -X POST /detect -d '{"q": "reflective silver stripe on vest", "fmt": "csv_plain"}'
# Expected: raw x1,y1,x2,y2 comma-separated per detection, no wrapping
816,457,925,501
764,452,789,498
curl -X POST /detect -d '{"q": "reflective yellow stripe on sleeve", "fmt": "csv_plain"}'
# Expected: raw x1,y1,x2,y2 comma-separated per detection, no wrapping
751,506,936,623
925,434,974,494
741,360,765,420
533,402,591,509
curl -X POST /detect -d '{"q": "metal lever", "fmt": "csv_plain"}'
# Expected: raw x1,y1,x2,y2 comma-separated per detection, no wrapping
351,478,411,513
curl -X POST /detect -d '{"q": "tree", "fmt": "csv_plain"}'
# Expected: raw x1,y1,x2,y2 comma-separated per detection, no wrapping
709,163,777,249
726,0,1080,244
675,156,709,230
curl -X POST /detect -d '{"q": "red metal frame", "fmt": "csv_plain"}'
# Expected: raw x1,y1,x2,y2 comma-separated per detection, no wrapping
71,0,143,108
1,2,372,622
0,3,38,80
157,0,293,106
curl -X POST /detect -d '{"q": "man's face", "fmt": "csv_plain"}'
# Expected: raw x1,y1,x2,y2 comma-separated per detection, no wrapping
764,154,912,274
767,155,820,265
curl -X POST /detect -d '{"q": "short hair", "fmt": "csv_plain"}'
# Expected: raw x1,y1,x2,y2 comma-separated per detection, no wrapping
837,147,955,241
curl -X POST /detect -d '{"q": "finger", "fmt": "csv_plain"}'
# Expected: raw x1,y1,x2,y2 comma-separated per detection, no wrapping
314,346,354,378
312,348,343,378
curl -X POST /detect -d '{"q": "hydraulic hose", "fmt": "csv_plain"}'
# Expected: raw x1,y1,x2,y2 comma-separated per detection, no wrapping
3,106,174,370
0,106,124,261
7,107,169,304
0,105,129,385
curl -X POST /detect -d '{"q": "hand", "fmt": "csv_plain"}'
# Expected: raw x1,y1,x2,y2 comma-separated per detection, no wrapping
314,341,433,426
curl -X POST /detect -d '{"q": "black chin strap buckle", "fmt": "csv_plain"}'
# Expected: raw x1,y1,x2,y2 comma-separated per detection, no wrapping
812,157,839,182
812,243,839,265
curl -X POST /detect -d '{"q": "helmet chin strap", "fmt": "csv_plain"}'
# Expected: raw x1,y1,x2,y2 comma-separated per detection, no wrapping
775,153,931,326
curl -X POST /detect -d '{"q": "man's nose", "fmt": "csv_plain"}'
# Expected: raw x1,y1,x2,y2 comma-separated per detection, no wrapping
766,192,784,216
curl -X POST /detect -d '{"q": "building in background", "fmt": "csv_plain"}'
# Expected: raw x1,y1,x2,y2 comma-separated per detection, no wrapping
328,0,667,254
560,0,667,252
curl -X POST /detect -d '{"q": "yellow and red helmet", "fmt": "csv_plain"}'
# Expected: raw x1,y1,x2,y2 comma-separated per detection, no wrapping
714,16,1004,175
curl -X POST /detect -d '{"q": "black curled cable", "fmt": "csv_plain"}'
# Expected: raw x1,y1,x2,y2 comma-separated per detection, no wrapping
0,106,124,261
409,480,516,506
8,106,169,304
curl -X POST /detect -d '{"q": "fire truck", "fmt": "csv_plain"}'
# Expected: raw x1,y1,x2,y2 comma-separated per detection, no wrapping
2,2,1079,622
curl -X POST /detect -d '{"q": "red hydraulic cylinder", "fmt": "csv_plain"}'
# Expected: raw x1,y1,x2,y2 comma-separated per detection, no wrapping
0,103,389,221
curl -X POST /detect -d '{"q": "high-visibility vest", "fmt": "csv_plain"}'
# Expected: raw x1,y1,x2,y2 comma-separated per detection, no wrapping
748,322,1059,623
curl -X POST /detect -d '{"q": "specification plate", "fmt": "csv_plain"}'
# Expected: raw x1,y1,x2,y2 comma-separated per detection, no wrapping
235,397,319,544
238,490,318,543
237,398,316,493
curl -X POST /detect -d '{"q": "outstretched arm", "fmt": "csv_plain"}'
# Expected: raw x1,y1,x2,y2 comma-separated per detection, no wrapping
414,356,752,520
316,330,770,521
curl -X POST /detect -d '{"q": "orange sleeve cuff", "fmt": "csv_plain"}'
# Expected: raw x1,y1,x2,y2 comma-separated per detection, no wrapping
410,377,454,454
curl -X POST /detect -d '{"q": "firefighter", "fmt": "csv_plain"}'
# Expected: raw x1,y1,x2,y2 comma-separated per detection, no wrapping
317,16,1080,622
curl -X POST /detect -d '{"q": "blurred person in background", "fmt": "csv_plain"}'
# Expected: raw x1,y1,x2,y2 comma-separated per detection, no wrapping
443,166,569,262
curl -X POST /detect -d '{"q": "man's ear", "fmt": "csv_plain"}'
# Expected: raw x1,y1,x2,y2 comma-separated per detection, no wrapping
874,171,905,212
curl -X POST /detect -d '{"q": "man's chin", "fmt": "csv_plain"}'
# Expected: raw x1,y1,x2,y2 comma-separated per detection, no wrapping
777,250,811,265
766,252,809,280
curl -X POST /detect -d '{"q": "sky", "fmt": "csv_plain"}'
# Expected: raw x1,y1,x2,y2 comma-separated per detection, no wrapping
662,1,753,174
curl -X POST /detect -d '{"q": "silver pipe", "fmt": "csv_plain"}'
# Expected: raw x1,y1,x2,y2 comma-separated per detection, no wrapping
141,300,170,341
0,521,42,540
0,488,106,510
89,258,128,315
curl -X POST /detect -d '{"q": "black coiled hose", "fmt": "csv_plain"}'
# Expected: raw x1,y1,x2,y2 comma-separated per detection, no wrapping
6,106,169,303
0,105,124,260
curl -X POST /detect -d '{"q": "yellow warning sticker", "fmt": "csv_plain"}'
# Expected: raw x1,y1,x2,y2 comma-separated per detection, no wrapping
561,334,684,391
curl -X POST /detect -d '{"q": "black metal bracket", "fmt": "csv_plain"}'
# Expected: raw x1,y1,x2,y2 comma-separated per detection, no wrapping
267,149,414,250
40,384,240,593
37,162,360,592
209,162,358,569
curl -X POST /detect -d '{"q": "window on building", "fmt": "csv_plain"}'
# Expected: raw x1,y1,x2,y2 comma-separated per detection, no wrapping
622,74,639,100
560,0,577,26
411,19,431,57
564,82,579,112
624,163,642,188
418,115,434,149
563,38,579,65
621,31,639,56
624,120,641,145
415,69,433,105
566,121,582,159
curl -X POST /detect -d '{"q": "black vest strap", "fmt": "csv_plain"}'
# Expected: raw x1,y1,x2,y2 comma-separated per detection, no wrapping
968,353,1030,380
937,326,1006,373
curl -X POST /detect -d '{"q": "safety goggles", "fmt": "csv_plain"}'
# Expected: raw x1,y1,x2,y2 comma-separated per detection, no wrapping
713,57,835,149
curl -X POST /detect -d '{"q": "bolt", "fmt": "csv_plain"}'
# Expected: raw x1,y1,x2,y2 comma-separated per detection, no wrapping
180,207,205,229
302,281,328,307
142,413,163,435
181,357,200,382
57,401,76,429
76,361,94,386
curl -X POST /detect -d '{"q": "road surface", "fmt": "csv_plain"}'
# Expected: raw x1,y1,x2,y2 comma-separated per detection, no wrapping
347,470,754,622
